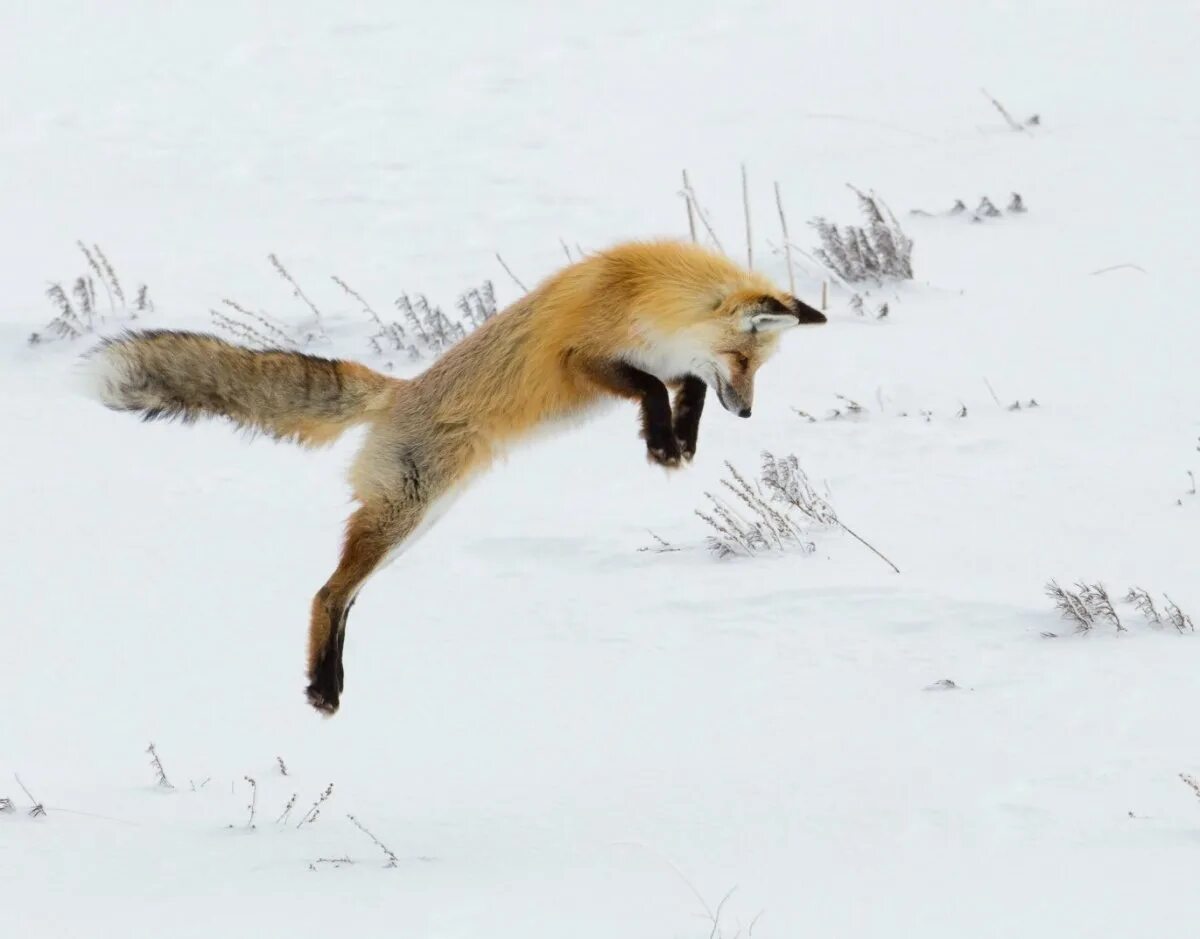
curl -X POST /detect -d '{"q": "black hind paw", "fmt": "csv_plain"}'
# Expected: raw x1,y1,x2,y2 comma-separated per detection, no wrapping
306,650,343,716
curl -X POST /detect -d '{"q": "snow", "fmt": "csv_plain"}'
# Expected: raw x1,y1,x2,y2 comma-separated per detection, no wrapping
3,1,1200,935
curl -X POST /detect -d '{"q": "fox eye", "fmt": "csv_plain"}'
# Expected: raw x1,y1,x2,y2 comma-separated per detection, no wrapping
731,353,750,370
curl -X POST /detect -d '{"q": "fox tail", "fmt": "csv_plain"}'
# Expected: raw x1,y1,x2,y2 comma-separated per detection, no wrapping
84,329,400,447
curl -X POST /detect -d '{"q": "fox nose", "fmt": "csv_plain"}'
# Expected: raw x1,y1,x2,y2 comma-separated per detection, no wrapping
790,298,827,324
738,407,751,418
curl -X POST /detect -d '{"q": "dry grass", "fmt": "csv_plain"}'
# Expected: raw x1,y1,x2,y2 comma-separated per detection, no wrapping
811,186,913,284
29,242,150,345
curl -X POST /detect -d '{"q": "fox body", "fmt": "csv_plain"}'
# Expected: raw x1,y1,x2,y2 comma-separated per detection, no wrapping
86,240,825,713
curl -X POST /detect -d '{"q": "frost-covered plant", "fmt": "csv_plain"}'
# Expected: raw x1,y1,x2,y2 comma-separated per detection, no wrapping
215,256,497,363
696,460,812,559
811,186,913,283
697,452,898,572
297,782,334,828
1124,587,1161,624
146,742,174,789
1163,595,1195,633
29,242,147,345
347,813,399,868
1045,580,1095,633
1079,582,1124,632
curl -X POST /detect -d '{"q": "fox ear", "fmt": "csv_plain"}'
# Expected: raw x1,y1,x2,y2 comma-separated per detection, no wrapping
741,297,799,333
742,310,798,334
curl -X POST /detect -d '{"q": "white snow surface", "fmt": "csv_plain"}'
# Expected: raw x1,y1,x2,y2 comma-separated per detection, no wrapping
3,1,1200,936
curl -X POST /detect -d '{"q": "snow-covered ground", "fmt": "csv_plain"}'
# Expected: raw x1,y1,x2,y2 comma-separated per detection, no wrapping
3,1,1199,935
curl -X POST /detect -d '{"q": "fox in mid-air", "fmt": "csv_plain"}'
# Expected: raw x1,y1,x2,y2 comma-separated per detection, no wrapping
86,240,826,714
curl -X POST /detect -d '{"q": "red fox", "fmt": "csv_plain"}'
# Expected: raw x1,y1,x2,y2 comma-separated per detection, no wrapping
85,240,826,713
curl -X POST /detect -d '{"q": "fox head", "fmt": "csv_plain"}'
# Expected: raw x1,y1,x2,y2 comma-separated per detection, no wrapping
627,286,826,419
694,290,826,417
606,241,826,417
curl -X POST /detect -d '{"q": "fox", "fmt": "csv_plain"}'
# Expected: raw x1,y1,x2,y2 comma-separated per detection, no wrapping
84,239,826,714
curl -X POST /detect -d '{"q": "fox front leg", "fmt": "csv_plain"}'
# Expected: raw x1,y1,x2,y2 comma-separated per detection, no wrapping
579,358,682,468
671,376,707,462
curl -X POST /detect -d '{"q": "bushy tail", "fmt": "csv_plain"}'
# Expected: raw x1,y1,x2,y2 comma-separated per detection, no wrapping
85,330,401,447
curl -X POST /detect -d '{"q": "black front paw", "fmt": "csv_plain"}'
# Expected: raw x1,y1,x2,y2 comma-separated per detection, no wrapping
646,434,683,468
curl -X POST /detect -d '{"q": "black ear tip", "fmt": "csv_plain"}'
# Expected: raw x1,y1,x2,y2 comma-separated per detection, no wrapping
790,297,827,324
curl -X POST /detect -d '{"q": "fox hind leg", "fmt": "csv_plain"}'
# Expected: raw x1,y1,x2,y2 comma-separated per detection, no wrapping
306,501,422,715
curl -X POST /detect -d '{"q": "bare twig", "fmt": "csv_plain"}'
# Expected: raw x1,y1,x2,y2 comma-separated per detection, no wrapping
639,530,681,553
1045,581,1094,632
268,253,327,339
347,814,399,868
1180,773,1200,802
209,309,275,349
309,856,355,870
1079,582,1124,632
77,241,115,312
331,275,384,327
14,774,46,817
276,756,289,777
494,253,527,293
146,743,174,789
276,793,297,825
297,783,334,828
741,163,753,270
221,298,296,347
1164,595,1195,633
837,519,900,574
682,170,697,243
1125,587,1161,624
981,88,1026,132
559,237,573,262
983,377,1004,409
680,171,725,254
92,243,126,307
242,776,257,828
774,181,795,294
1089,263,1147,276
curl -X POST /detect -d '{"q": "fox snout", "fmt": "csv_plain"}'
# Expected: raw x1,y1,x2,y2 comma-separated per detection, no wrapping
789,297,827,324
710,372,753,417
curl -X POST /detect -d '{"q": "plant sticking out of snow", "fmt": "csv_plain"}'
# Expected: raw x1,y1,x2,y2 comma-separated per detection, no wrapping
1045,580,1095,633
308,856,355,871
1124,587,1161,625
1048,583,1192,634
811,186,913,284
347,814,400,868
1078,582,1125,633
276,793,297,825
696,460,811,560
236,776,257,830
14,774,46,817
697,452,899,573
146,742,174,790
213,258,497,364
29,242,150,345
1163,596,1195,633
638,530,681,553
296,783,334,829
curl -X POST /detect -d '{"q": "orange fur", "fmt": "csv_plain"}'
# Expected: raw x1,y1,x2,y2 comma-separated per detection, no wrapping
87,239,823,714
